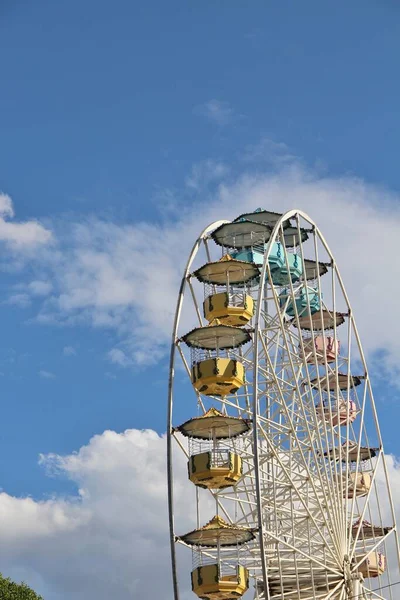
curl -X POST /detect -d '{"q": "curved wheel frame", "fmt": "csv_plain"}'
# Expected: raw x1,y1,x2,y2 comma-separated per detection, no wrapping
167,220,229,600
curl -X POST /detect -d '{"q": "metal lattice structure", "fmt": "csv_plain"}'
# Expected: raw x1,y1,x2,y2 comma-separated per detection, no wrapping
167,209,400,600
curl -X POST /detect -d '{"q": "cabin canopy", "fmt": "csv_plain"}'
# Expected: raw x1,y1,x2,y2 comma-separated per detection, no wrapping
309,372,363,391
177,407,251,439
194,257,260,286
182,321,251,350
233,208,288,228
324,442,379,462
303,259,329,280
180,515,255,547
291,310,346,331
211,220,271,249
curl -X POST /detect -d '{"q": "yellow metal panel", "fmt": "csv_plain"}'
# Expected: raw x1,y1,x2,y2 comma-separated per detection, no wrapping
191,565,249,600
204,293,254,326
192,358,245,396
189,452,243,489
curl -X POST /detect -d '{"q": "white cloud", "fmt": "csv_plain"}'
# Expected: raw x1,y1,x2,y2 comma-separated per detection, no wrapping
0,429,195,600
4,145,400,378
63,346,76,356
0,428,398,600
22,158,400,377
194,99,237,126
0,192,53,249
39,370,56,379
33,218,188,365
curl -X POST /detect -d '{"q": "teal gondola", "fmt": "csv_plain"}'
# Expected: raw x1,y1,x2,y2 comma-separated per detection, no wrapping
279,286,320,317
231,243,302,285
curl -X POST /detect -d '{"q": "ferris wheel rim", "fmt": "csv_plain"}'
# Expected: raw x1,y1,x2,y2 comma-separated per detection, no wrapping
167,219,230,600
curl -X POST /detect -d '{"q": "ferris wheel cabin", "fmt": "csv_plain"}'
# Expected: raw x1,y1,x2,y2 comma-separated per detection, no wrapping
194,255,259,327
302,335,340,364
316,397,357,426
180,516,253,600
177,408,250,489
182,321,251,396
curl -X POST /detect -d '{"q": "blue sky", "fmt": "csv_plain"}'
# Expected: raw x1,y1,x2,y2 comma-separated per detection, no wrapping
1,2,400,598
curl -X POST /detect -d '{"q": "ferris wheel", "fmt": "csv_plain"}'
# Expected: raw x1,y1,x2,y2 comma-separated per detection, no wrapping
167,208,400,600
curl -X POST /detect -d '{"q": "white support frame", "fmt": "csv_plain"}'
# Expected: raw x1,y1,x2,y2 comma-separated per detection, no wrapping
167,210,400,600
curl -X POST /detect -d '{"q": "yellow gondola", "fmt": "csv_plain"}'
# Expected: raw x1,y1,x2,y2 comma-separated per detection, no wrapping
177,408,250,489
182,320,251,396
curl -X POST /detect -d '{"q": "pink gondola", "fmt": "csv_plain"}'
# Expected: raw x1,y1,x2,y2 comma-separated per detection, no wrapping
302,336,340,364
316,399,357,426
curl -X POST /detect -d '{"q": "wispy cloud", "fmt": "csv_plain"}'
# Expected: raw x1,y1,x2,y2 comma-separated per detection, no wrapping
6,293,31,308
105,371,117,380
185,159,229,191
28,280,53,296
194,99,238,126
63,346,76,357
3,144,400,377
242,137,299,166
107,348,132,368
38,370,56,379
38,164,400,375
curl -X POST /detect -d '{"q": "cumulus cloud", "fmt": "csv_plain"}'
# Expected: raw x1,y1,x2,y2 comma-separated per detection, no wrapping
0,428,398,600
0,429,196,600
0,193,52,249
